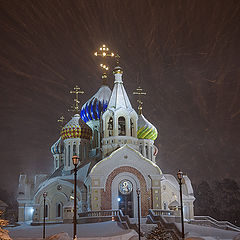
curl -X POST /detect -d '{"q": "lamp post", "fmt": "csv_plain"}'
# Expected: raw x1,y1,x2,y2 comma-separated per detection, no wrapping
42,192,47,239
177,170,185,240
136,188,141,240
72,155,80,240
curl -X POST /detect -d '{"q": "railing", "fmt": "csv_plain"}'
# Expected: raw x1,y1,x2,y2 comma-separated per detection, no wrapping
151,209,174,216
78,210,120,218
77,210,134,230
147,209,181,240
191,216,240,232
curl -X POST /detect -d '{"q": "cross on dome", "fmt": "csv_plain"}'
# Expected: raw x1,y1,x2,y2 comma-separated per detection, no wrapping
68,85,84,114
57,115,65,131
94,44,115,58
133,86,146,114
94,44,116,84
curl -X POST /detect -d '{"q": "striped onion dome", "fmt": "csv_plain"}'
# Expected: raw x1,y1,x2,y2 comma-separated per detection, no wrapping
137,114,158,140
61,114,92,140
80,85,111,123
51,137,64,155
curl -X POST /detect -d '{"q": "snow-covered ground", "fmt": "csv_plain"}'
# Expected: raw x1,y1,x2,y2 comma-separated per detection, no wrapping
6,221,240,240
7,221,138,240
175,222,240,240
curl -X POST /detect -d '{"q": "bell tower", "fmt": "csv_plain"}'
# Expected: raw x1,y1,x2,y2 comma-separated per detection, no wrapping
102,55,138,157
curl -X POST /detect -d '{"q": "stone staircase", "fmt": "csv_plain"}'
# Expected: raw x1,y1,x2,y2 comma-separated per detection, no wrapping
129,217,158,238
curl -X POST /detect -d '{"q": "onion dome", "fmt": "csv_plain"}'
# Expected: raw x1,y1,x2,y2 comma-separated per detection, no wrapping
137,114,158,140
80,85,111,123
61,114,92,140
51,137,64,155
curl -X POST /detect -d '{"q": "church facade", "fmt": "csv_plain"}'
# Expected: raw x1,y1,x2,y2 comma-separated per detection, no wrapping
17,55,195,223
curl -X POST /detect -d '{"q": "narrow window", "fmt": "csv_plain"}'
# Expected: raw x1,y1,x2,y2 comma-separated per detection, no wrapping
94,129,98,148
68,145,70,166
64,147,67,165
73,144,76,155
139,145,143,154
57,203,62,218
79,144,81,159
118,117,126,136
108,117,113,136
130,119,134,136
145,145,149,158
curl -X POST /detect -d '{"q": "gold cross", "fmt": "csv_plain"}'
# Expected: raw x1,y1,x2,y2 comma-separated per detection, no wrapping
94,44,116,83
133,86,146,114
115,54,120,64
68,85,84,114
94,44,115,58
57,115,65,130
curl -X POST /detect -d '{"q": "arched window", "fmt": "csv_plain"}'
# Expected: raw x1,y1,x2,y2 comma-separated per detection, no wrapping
108,117,113,136
56,203,62,218
68,145,71,166
64,147,67,165
94,129,98,148
139,145,143,154
145,145,149,158
79,144,81,158
55,159,58,169
73,144,76,155
118,117,126,136
130,119,134,136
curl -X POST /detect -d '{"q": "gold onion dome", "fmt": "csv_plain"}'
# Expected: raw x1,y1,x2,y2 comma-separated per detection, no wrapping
61,114,92,140
137,114,158,140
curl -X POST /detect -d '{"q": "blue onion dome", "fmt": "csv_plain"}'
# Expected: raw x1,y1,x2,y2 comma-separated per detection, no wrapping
51,137,64,155
80,85,111,123
137,114,158,140
61,114,92,140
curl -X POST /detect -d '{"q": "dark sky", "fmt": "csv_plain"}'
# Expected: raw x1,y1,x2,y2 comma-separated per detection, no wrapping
0,0,239,195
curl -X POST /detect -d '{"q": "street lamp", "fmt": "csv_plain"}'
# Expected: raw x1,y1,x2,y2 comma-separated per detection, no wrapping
42,192,47,239
136,188,141,240
177,170,185,240
72,155,80,240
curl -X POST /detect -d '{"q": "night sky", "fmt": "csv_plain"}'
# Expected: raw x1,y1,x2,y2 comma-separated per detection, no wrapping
0,0,239,195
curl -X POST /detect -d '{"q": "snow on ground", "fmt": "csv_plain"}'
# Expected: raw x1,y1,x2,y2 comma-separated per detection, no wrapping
7,221,137,240
175,222,240,240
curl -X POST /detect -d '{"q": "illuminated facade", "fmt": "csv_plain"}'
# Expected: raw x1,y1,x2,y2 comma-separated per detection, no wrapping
17,49,195,223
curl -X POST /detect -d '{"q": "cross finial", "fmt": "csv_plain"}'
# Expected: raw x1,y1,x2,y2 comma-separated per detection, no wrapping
57,115,65,131
68,85,84,114
94,44,115,84
100,63,109,85
133,86,146,114
115,54,120,65
94,44,115,58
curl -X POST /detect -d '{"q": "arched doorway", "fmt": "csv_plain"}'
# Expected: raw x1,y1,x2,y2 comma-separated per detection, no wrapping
111,172,141,218
118,179,134,217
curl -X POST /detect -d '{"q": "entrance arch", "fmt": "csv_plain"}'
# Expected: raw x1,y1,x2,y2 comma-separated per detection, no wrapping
111,172,140,218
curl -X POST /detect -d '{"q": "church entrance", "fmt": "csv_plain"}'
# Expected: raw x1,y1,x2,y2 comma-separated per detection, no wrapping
118,179,134,217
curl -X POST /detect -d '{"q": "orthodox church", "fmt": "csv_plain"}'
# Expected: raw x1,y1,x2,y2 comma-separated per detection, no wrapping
17,46,195,223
